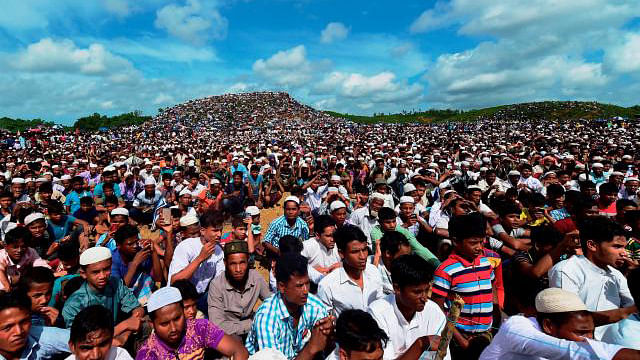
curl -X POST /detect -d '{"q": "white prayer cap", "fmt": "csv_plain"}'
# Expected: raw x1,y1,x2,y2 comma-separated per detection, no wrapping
479,167,489,172
508,170,521,177
89,163,98,168
370,192,386,202
179,188,191,197
11,177,25,184
248,348,288,360
329,201,346,212
210,178,221,185
535,288,587,314
180,214,199,227
152,165,161,171
399,196,414,204
575,164,586,170
403,183,417,193
284,195,300,205
104,166,116,172
110,208,129,217
24,212,45,226
626,177,639,182
144,177,156,186
79,247,112,266
327,187,339,193
622,154,633,160
61,175,72,180
330,175,341,182
245,206,260,216
147,287,182,313
578,174,591,182
25,178,34,183
592,162,604,168
36,177,48,183
467,185,482,192
610,171,625,177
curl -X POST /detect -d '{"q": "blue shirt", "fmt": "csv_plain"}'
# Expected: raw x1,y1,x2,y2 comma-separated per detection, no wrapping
64,191,90,214
245,293,328,359
264,216,310,248
93,182,122,199
12,326,70,360
111,249,154,305
47,215,76,242
601,313,640,350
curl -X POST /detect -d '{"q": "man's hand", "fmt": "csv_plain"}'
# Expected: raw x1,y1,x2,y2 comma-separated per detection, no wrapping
132,247,151,267
39,306,59,326
420,335,442,352
307,316,335,354
123,316,142,332
197,241,216,262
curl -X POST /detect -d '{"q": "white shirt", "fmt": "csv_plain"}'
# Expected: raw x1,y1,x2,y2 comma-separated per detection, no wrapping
479,315,623,360
317,263,383,317
548,255,635,339
301,238,340,268
168,237,225,294
519,176,543,193
305,187,324,211
66,347,133,360
368,295,449,360
347,207,378,249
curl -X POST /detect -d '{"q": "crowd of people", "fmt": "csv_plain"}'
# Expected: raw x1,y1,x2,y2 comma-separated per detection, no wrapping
1,92,640,359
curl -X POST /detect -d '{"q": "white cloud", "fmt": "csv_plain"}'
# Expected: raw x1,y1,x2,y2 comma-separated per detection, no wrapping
314,71,423,103
155,0,228,46
104,0,130,17
320,22,349,44
153,93,175,105
604,33,640,73
252,45,313,87
102,37,219,62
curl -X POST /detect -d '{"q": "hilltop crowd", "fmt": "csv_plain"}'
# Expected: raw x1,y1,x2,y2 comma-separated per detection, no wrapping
1,92,640,360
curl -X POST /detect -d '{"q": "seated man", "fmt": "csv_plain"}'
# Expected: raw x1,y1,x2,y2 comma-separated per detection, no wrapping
246,253,334,359
263,196,310,255
62,247,143,344
208,241,272,337
369,254,447,360
602,267,640,349
372,231,413,295
301,215,340,276
332,309,388,360
67,305,133,360
0,291,70,359
318,225,383,316
480,288,640,359
136,286,248,360
549,216,636,339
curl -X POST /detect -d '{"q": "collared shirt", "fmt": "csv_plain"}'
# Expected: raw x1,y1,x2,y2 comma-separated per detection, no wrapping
133,190,163,208
317,263,383,316
207,269,272,336
301,237,340,268
245,292,328,359
62,277,140,327
549,255,634,339
136,319,225,360
0,248,50,291
618,187,638,202
304,187,323,211
479,315,623,360
370,225,440,268
368,295,449,360
66,347,132,360
168,237,225,294
601,313,640,350
432,253,495,333
111,249,154,306
64,190,91,214
263,216,310,248
347,207,378,247
6,326,70,360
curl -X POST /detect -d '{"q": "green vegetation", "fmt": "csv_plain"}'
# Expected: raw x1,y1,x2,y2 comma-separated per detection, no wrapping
0,117,55,132
73,111,151,131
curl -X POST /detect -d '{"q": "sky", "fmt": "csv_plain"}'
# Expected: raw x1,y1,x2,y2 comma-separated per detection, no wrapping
1,0,640,124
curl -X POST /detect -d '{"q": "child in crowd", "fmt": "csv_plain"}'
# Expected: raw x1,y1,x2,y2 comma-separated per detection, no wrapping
0,226,50,291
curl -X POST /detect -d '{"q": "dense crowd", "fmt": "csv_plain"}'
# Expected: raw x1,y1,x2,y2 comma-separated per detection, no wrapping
1,92,640,360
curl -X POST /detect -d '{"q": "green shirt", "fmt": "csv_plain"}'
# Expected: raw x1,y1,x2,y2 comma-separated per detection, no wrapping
62,277,140,328
370,225,440,267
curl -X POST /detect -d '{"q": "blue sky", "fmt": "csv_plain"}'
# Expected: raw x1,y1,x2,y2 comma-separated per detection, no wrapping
0,0,639,124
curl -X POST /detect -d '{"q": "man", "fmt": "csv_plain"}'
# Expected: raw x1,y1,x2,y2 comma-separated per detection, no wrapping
263,196,310,254
371,207,439,268
207,241,272,337
67,305,132,360
169,212,225,297
619,177,639,202
245,253,335,359
331,309,388,360
480,288,640,359
132,177,162,224
318,225,383,316
373,231,412,295
0,292,70,359
62,247,143,344
136,286,249,360
301,215,340,276
549,216,636,339
368,254,447,360
348,193,385,249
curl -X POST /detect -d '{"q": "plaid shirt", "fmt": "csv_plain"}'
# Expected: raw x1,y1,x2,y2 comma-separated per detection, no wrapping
245,292,328,359
264,216,309,248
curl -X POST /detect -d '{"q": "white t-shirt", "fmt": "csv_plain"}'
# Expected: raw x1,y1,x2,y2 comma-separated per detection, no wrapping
301,238,340,268
168,237,225,294
66,347,133,360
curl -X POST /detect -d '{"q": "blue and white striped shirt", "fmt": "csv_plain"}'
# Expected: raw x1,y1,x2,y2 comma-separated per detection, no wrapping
245,292,328,359
264,216,310,248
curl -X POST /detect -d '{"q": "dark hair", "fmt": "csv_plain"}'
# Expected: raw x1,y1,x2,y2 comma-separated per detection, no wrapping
616,199,637,212
377,207,396,221
172,279,199,301
102,182,114,191
16,266,54,295
79,196,94,206
58,239,80,262
578,216,625,253
62,276,85,300
279,235,303,254
0,291,31,313
0,191,13,199
531,226,562,247
231,217,246,229
72,176,84,184
334,225,367,252
546,184,565,199
69,305,114,344
275,252,308,283
497,202,521,217
5,226,31,246
250,165,260,172
314,215,336,235
113,224,139,245
449,212,487,241
599,182,618,196
200,211,224,228
579,180,596,190
335,309,388,354
628,267,640,305
38,182,53,193
233,171,243,178
390,254,434,288
47,200,65,215
536,310,591,330
104,195,119,206
380,231,410,256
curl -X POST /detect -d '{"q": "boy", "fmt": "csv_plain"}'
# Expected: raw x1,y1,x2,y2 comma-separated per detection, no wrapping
246,206,262,244
0,227,50,291
16,266,61,327
172,279,205,320
50,240,82,308
67,305,133,360
73,196,99,225
220,217,249,245
48,200,90,243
